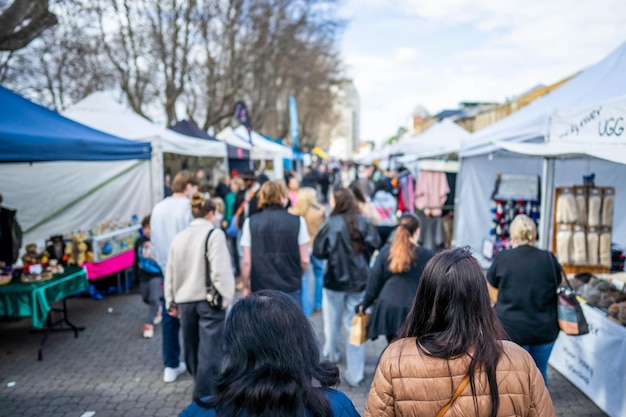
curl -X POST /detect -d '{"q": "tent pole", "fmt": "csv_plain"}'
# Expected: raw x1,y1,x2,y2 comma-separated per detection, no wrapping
538,158,555,250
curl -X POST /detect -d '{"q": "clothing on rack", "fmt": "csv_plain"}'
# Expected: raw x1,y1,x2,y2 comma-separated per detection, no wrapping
417,213,445,252
414,171,450,217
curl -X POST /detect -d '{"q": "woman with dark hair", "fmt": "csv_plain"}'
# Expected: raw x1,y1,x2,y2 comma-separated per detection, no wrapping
349,180,381,226
364,248,555,417
165,192,235,401
178,290,360,417
357,214,434,343
313,188,380,387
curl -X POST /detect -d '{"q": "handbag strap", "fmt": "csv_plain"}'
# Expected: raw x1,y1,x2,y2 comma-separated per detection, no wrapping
234,191,256,217
204,228,217,291
436,373,471,417
547,251,574,291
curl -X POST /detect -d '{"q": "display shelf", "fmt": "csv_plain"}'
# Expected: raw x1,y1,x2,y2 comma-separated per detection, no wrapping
90,224,140,262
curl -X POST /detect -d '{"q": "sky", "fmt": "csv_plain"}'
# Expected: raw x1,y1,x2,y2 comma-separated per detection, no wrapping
338,0,626,146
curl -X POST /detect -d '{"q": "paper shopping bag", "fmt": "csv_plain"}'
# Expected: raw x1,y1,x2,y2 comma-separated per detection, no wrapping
349,307,371,346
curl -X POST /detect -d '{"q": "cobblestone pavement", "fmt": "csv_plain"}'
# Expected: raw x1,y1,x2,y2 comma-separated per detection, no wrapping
0,290,609,417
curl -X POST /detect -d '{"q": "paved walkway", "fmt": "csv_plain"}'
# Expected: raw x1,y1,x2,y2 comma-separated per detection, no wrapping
0,290,609,417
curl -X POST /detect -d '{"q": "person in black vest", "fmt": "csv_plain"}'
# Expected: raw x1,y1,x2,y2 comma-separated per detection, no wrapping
240,180,311,306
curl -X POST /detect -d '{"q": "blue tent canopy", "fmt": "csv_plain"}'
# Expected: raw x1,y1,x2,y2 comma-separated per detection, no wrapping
170,120,250,160
0,86,151,162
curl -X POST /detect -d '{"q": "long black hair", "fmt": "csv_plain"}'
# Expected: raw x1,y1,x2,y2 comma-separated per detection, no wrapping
330,187,363,254
398,247,506,417
208,290,339,417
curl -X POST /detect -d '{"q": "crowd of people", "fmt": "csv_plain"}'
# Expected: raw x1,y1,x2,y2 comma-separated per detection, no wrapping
131,164,561,417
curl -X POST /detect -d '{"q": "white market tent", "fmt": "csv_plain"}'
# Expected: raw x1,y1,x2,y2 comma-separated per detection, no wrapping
233,125,293,160
391,119,472,161
216,126,273,160
216,125,292,179
63,92,227,203
454,41,626,257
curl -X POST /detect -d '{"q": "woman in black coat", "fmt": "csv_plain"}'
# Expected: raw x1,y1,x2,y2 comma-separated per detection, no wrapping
487,214,560,385
358,214,434,343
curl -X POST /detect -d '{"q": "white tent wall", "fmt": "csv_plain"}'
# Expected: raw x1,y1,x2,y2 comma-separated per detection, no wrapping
0,160,152,249
453,153,543,257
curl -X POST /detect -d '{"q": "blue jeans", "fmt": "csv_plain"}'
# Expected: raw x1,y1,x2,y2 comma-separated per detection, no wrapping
162,298,181,369
302,256,324,315
322,288,366,386
286,289,302,308
520,342,555,386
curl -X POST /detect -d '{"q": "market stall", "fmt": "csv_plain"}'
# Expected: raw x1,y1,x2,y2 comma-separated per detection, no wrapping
62,92,227,204
0,86,152,255
170,120,251,176
217,126,293,180
455,41,626,255
452,42,626,417
233,125,293,180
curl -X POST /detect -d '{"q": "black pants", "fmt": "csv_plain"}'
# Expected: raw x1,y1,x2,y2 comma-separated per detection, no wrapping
179,301,226,401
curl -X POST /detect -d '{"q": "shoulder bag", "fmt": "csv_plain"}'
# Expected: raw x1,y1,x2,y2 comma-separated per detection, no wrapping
204,228,223,309
436,373,470,417
550,253,589,336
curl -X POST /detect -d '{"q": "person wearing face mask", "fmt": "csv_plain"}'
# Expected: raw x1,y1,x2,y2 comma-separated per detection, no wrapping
165,192,235,401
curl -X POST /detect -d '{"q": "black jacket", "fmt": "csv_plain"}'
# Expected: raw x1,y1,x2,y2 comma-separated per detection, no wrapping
0,207,22,265
487,245,560,345
313,214,380,292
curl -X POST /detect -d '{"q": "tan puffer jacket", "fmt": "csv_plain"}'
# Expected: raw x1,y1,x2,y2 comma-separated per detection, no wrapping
364,338,555,417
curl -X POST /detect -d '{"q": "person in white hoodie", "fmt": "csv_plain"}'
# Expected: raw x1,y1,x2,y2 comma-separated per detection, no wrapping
165,193,235,401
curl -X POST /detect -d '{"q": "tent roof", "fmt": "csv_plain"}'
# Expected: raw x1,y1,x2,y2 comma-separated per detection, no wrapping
63,92,226,158
496,141,626,165
461,41,626,157
217,126,273,160
233,126,293,159
170,120,250,160
0,86,151,162
392,119,471,160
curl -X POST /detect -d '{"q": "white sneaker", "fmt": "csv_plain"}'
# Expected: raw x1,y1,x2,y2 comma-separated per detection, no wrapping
163,362,187,383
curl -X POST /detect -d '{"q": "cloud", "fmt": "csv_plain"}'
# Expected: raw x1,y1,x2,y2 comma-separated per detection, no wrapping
394,47,418,62
340,0,626,144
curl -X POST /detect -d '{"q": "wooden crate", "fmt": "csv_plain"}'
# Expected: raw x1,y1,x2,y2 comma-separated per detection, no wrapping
562,264,610,275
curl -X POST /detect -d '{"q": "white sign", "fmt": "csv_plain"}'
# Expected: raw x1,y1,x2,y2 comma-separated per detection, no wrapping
549,304,626,417
550,99,626,144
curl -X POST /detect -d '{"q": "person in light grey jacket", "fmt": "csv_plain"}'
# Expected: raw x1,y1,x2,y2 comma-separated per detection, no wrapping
165,192,235,401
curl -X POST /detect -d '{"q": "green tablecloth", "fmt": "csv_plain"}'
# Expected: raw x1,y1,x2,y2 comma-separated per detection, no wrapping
0,267,88,328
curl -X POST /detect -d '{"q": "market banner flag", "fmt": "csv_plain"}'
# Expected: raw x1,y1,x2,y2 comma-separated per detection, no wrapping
233,100,252,145
289,95,299,151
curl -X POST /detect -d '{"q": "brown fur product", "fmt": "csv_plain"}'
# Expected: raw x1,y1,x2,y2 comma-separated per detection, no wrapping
575,194,586,223
571,229,587,265
556,229,572,264
556,191,577,223
599,232,612,268
602,195,614,227
588,191,602,226
587,231,599,265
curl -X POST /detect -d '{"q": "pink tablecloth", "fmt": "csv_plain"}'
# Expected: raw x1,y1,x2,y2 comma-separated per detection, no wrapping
83,249,134,280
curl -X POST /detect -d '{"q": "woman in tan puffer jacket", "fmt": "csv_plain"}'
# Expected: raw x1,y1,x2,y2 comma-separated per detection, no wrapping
364,248,555,417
